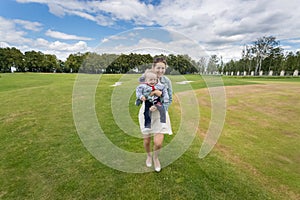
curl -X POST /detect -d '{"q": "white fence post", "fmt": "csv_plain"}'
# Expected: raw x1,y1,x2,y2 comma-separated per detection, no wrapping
269,70,273,76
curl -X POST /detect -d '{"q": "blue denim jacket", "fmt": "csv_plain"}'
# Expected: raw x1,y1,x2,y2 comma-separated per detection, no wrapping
159,76,172,111
136,82,169,102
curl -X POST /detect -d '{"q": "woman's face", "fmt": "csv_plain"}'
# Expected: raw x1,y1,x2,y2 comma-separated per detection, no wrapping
152,62,166,77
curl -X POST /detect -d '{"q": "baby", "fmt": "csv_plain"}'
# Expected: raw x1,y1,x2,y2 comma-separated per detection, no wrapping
136,70,169,131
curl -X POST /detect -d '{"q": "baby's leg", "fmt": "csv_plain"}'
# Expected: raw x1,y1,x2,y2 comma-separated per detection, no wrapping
144,101,152,128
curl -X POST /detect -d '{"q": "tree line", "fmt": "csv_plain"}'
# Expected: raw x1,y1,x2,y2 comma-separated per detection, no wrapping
1,36,299,75
221,36,300,75
0,48,199,74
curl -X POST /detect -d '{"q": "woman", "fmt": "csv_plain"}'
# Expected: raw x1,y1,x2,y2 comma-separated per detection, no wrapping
138,57,172,172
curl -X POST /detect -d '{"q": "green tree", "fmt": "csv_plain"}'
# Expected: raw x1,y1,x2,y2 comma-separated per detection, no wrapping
0,47,24,72
207,55,219,74
81,52,102,73
56,60,65,73
263,46,283,74
137,54,152,72
296,51,300,71
24,51,44,72
171,54,197,74
251,36,281,75
65,53,86,73
42,54,59,72
242,45,255,74
196,57,207,74
284,52,298,75
223,59,236,74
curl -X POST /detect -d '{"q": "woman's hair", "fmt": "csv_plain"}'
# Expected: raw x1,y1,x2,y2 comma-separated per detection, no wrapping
153,56,167,67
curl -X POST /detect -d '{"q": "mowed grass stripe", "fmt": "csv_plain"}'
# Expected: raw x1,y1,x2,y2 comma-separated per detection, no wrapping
196,82,300,199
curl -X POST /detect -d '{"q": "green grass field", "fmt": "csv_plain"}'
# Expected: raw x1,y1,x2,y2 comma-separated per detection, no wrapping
0,73,299,199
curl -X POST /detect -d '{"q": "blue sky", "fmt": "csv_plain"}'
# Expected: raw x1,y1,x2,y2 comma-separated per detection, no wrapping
1,0,300,61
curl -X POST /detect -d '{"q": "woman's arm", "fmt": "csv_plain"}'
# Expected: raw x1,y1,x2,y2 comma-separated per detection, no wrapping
166,78,172,104
163,76,172,111
150,90,162,97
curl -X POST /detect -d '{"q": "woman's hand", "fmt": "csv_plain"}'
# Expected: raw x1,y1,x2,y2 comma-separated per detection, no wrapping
149,105,157,112
141,96,146,101
150,90,162,97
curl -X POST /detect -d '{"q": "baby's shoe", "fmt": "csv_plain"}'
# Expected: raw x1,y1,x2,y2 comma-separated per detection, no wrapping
161,123,167,129
142,127,151,133
135,99,142,106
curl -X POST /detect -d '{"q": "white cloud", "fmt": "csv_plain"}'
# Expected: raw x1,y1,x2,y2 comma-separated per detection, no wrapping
101,38,109,43
288,39,300,44
94,0,299,59
0,16,91,60
28,40,89,60
32,39,90,60
90,0,154,25
0,16,31,44
94,28,209,62
49,40,88,51
9,0,300,61
0,41,10,48
17,0,154,26
45,29,93,40
48,2,65,17
13,19,43,31
35,38,49,46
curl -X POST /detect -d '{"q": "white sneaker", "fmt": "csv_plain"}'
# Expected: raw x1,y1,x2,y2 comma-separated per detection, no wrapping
155,166,161,172
146,156,152,167
153,158,161,172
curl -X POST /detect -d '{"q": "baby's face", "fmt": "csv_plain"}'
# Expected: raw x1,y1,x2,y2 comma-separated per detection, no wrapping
145,73,158,86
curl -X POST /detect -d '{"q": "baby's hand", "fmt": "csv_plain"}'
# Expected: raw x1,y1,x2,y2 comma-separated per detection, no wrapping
150,90,162,97
141,96,146,101
149,105,157,112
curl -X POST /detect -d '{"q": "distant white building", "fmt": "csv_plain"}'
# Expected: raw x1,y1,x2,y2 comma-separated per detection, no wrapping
11,66,17,73
133,67,139,73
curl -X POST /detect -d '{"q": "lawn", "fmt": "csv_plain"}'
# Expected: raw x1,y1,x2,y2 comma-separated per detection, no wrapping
0,73,299,199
